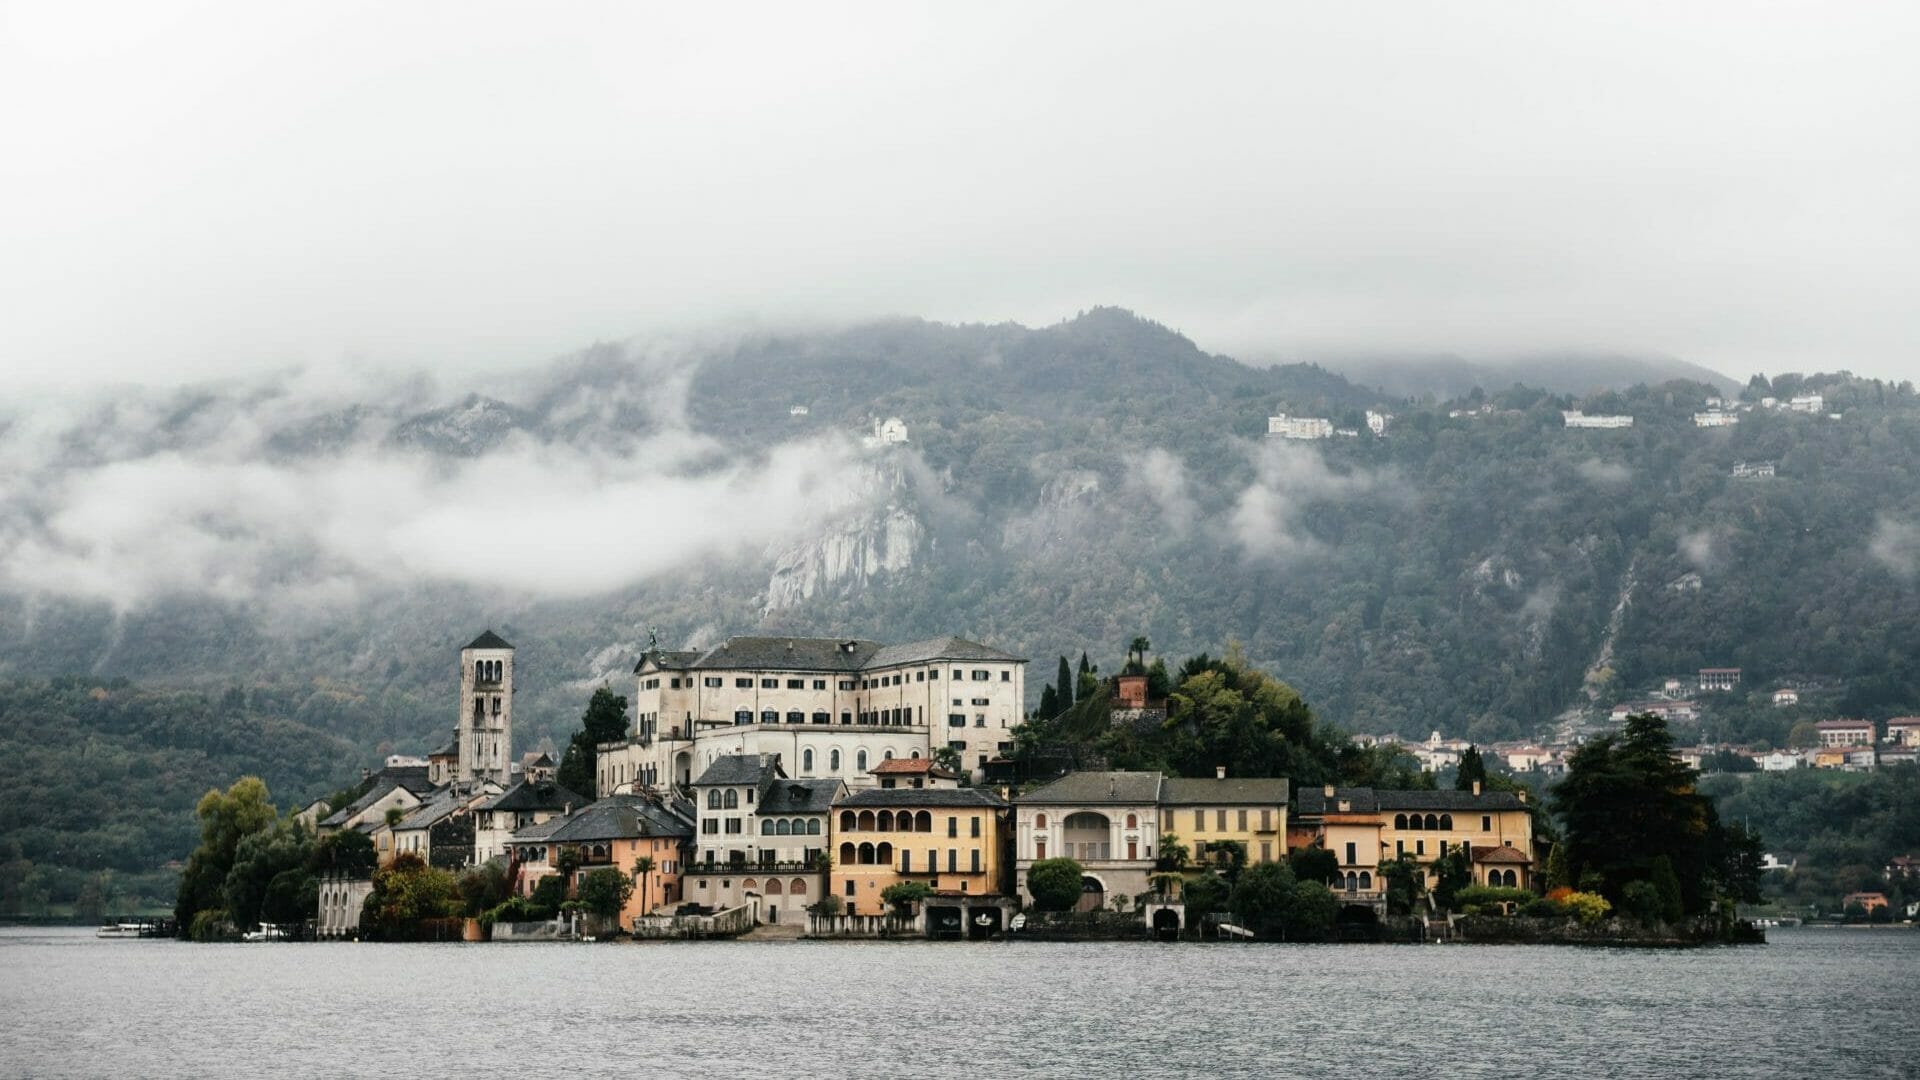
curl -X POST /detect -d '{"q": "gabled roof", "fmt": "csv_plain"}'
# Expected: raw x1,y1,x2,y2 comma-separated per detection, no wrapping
633,649,702,674
758,779,843,814
465,629,513,651
693,754,784,787
318,773,427,827
1296,786,1528,815
540,795,695,844
1016,771,1164,805
865,636,1026,667
392,790,469,833
429,739,458,759
480,780,588,814
666,634,1026,674
1472,844,1532,864
837,787,1007,809
870,758,958,779
1161,777,1290,806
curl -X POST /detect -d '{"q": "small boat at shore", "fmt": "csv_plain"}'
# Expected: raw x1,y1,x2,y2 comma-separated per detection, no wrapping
95,921,165,939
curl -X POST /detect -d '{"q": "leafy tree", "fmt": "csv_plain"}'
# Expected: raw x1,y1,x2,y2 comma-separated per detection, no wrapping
309,829,376,876
1428,848,1472,911
575,867,633,919
1145,658,1172,700
1378,854,1424,915
174,777,277,935
1228,860,1295,926
1456,746,1488,791
1027,857,1085,911
1787,722,1820,749
1284,880,1338,937
1648,855,1685,923
529,874,566,914
1289,844,1339,886
1182,870,1228,915
1544,841,1571,891
360,854,461,936
457,862,510,918
881,880,933,914
223,818,315,929
1076,652,1098,702
1156,833,1189,871
557,685,630,799
932,745,964,776
1621,880,1663,924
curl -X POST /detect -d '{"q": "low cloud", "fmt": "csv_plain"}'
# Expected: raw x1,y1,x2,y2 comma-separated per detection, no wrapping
1229,440,1382,562
1678,529,1718,572
1868,518,1920,579
1576,458,1632,487
0,353,884,614
1122,449,1197,538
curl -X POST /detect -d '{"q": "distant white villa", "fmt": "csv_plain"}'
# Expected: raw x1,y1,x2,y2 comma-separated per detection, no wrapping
1267,414,1333,440
790,404,810,416
1693,410,1739,428
1563,410,1633,429
861,417,909,447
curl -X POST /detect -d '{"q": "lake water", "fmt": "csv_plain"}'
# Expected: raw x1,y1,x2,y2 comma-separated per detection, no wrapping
1,926,1915,1078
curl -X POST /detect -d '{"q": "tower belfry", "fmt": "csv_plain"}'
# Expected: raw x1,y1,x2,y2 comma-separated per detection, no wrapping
458,630,514,784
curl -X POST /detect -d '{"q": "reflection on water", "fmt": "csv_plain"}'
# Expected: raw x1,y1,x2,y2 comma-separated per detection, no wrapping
1,926,1916,1078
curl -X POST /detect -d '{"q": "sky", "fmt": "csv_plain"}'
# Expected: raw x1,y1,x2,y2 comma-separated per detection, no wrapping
2,1,1917,391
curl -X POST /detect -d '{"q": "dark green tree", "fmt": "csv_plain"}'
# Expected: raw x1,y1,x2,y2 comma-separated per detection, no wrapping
557,685,630,799
1182,870,1228,915
1456,746,1488,791
1228,860,1295,928
1428,848,1473,911
1284,880,1338,938
575,867,633,919
1038,684,1059,719
1057,656,1075,713
1288,844,1340,886
1027,857,1085,911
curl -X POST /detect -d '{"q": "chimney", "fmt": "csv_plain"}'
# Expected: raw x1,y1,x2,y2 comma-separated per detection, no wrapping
1472,780,1482,796
1323,783,1335,798
1216,766,1227,780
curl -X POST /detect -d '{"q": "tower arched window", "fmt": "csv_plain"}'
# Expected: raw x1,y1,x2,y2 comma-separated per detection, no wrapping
830,749,842,772
803,749,815,772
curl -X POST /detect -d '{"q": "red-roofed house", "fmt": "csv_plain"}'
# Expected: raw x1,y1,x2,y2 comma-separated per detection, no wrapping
1884,718,1920,747
870,757,962,789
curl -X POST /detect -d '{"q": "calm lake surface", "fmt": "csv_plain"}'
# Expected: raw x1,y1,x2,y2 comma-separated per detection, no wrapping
2,926,1915,1078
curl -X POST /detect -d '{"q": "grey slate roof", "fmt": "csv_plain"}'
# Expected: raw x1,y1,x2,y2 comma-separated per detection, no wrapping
481,780,587,814
318,771,426,828
758,779,843,814
837,787,1007,809
1016,771,1164,805
541,795,695,844
465,629,514,650
392,790,467,832
507,814,571,845
1161,776,1291,806
633,649,702,674
1295,786,1528,815
693,754,784,788
667,634,1026,674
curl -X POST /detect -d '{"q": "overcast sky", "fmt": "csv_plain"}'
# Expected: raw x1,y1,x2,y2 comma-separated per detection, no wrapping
3,1,1916,392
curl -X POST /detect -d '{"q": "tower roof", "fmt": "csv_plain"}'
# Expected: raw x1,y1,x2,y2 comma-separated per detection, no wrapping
465,629,514,651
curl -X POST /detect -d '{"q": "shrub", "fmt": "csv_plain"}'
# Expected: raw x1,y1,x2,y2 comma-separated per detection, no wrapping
1561,890,1613,925
1521,897,1565,918
1621,880,1664,925
1452,885,1534,912
881,881,933,913
482,896,549,925
1027,858,1085,912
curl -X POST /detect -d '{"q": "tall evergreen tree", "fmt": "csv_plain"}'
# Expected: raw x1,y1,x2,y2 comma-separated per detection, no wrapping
1455,746,1488,791
1038,684,1059,719
1057,656,1074,712
557,685,630,799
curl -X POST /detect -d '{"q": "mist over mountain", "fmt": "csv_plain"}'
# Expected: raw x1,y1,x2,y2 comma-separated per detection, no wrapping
6,308,1920,882
1307,352,1741,401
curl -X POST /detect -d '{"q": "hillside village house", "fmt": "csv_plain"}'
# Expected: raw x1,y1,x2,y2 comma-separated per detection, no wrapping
1611,700,1698,723
870,756,963,789
1015,772,1163,911
379,781,497,868
597,636,1026,791
1885,718,1920,746
1816,719,1876,747
1292,783,1536,901
532,794,695,927
832,786,1009,928
317,766,436,836
472,779,586,863
1698,667,1742,691
1267,414,1334,440
1159,771,1290,868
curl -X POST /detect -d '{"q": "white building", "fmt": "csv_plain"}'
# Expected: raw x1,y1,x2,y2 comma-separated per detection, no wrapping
1771,689,1800,707
1789,394,1825,414
1757,750,1805,772
1693,410,1739,428
598,635,1027,792
1013,771,1162,910
1731,461,1776,478
1267,414,1334,440
1366,410,1391,435
1563,411,1634,429
861,417,909,447
789,404,810,416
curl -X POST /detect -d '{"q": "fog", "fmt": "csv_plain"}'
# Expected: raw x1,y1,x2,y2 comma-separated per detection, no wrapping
3,2,1917,391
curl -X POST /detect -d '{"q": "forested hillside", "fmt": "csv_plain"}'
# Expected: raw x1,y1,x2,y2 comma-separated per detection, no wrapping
5,308,1920,904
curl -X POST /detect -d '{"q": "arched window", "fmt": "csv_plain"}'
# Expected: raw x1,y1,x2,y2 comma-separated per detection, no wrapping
840,811,856,832
765,879,783,895
1345,871,1358,891
1034,813,1048,829
1408,814,1422,830
742,878,757,892
877,811,895,831
761,710,778,724
876,842,893,864
857,810,876,832
910,749,921,758
857,842,875,865
1125,813,1137,829
1394,814,1409,829
857,750,869,773
734,709,752,725
839,842,855,864
1440,814,1453,830
1359,871,1373,890
812,712,829,725
708,790,722,809
883,749,894,760
786,711,804,724
790,878,807,895
830,749,842,772
915,811,931,833
807,819,821,835
760,820,774,835
723,790,739,809
803,749,815,772
1424,814,1440,830
776,820,792,836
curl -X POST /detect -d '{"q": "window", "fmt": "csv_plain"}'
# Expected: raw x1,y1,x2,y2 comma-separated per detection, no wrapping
830,750,842,771
840,712,852,725
839,681,855,691
811,711,829,725
948,849,957,873
1034,813,1047,829
948,740,966,751
705,677,723,688
972,670,989,681
952,698,962,707
1345,842,1357,865
1260,809,1272,831
949,714,966,727
736,678,752,688
1416,839,1426,856
883,749,894,760
787,679,804,689
707,790,722,809
1237,810,1248,831
948,817,958,838
1482,815,1492,832
929,670,939,679
761,820,774,835
723,790,738,809
1216,810,1227,830
1260,842,1272,862
1193,810,1204,830
761,678,778,689
701,820,716,835
786,711,804,724
734,709,752,725
856,750,868,772
975,715,986,727
971,698,989,706
1396,840,1405,856
813,679,826,690
1001,671,1011,682
915,671,924,682
971,849,981,873
759,709,777,724
803,749,814,772
725,819,742,834
901,850,912,872
844,880,855,897
971,816,981,838
1125,813,1138,829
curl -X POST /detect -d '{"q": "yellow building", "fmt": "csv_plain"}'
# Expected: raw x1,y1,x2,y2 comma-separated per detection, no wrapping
831,788,1008,918
1293,783,1536,898
1158,772,1290,869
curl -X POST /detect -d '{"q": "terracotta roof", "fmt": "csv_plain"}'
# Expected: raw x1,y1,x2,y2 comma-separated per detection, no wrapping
1815,718,1873,728
1472,844,1532,864
870,758,959,778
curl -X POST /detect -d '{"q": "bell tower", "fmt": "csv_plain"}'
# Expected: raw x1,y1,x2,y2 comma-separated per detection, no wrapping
458,630,514,785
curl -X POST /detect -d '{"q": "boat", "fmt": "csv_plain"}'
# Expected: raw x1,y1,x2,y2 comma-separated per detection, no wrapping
95,922,150,939
241,922,286,942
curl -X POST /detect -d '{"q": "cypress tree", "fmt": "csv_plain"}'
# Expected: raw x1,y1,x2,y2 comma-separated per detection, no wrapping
1038,684,1059,719
1456,746,1488,791
1057,656,1074,712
